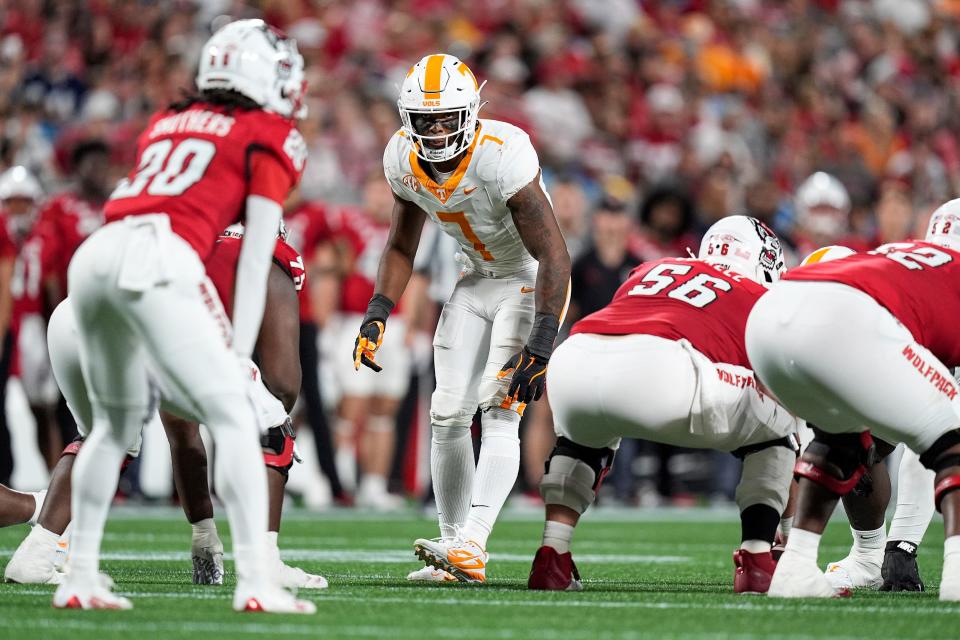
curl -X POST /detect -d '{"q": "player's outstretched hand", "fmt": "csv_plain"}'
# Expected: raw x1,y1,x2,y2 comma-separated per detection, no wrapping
353,320,385,372
498,347,548,404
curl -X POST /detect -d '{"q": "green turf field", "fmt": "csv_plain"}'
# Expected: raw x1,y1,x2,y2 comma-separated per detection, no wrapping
0,507,957,639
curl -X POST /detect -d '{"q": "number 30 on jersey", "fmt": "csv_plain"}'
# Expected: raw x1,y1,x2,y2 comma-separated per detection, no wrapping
111,138,216,199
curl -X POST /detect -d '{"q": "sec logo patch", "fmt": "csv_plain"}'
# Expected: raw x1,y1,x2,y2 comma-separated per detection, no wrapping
402,174,420,192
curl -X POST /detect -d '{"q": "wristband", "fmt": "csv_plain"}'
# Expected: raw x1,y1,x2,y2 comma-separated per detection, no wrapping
526,312,559,360
363,293,395,325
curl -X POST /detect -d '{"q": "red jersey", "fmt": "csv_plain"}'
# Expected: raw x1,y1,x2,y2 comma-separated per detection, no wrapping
571,258,767,367
104,104,306,260
784,240,960,366
336,207,389,314
284,203,334,323
204,234,306,319
35,192,104,287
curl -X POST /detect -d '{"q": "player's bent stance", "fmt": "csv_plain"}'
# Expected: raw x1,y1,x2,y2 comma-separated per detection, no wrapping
52,20,313,613
354,54,571,583
795,248,933,593
4,230,326,591
746,202,960,600
529,216,799,594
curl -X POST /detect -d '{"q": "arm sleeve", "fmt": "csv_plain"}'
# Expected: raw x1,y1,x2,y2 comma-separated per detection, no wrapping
496,133,541,201
232,195,283,359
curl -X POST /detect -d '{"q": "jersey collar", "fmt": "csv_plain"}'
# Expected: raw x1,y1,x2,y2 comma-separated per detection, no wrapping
408,125,482,205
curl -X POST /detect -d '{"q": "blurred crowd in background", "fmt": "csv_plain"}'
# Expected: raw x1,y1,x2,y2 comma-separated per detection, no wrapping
0,0,957,510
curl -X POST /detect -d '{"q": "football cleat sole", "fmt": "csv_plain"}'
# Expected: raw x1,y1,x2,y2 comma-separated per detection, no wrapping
414,543,485,584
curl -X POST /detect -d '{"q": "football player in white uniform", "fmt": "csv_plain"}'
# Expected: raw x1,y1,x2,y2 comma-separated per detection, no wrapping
353,53,570,583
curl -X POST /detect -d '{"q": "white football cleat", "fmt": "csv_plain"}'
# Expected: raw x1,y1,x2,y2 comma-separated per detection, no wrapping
824,552,883,590
940,552,960,601
406,565,456,582
768,549,850,598
52,575,133,610
278,562,328,590
232,582,316,614
355,485,404,511
192,529,225,585
414,537,487,583
5,526,62,584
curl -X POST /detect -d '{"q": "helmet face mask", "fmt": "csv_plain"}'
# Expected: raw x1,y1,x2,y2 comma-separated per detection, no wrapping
397,54,484,163
698,215,785,287
197,19,307,120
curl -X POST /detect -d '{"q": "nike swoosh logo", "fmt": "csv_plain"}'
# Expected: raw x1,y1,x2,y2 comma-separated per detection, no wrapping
520,286,535,294
464,187,477,195
470,504,490,509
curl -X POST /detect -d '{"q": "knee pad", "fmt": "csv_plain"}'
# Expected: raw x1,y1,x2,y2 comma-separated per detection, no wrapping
430,388,478,428
918,429,960,511
539,437,615,514
432,423,472,445
794,428,877,496
261,424,297,478
61,437,136,471
735,445,795,514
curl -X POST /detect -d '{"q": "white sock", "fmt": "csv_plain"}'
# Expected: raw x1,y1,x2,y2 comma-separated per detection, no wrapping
461,409,520,548
431,424,474,540
850,526,885,558
784,528,821,562
740,539,772,553
888,448,935,545
29,490,46,526
779,516,793,541
191,517,218,539
207,402,269,585
334,421,357,492
542,521,574,554
359,474,388,496
945,535,960,559
67,415,132,581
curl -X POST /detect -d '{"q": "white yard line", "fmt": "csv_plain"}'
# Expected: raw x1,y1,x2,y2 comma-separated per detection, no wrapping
4,589,958,616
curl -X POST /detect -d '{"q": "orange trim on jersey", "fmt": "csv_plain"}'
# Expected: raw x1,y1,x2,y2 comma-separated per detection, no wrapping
558,279,572,326
423,54,445,100
480,135,503,146
458,62,479,90
406,66,416,78
407,126,482,204
436,211,494,261
802,247,832,265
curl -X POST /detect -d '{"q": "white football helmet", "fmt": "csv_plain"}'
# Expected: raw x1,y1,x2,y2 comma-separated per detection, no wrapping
0,165,42,202
699,215,785,286
398,53,485,163
800,245,856,266
795,171,850,238
925,198,960,253
197,19,306,120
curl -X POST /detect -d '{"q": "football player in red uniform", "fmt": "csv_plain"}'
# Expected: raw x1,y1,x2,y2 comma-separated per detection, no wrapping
4,227,326,592
0,167,34,484
52,20,313,613
746,201,960,600
528,216,800,594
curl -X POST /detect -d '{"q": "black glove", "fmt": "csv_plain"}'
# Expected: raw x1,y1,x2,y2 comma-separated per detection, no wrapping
498,347,549,404
880,540,924,592
353,294,394,373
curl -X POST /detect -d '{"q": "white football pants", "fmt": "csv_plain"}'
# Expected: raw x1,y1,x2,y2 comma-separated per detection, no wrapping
547,333,798,513
746,281,960,456
65,215,269,585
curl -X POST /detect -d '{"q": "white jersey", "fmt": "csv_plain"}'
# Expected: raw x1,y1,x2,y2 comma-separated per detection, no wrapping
383,118,542,278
